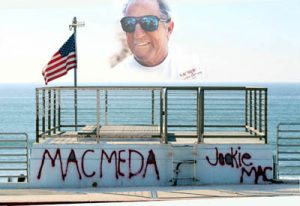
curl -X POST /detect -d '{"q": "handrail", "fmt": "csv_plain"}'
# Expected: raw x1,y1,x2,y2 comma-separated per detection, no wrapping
36,86,267,143
0,133,29,183
276,123,300,180
36,85,267,90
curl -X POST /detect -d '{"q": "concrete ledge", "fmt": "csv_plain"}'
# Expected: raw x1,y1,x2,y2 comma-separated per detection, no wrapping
0,184,299,204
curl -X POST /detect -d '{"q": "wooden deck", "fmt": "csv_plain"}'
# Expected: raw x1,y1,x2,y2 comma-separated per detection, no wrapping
73,125,161,138
39,125,265,144
99,125,161,138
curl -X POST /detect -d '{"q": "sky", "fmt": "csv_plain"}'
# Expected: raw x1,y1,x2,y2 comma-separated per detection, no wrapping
0,0,299,84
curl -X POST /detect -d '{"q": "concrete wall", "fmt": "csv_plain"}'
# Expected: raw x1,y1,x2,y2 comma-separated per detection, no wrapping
29,143,274,188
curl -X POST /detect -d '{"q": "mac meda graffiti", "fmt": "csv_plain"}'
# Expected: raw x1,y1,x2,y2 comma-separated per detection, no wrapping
205,147,272,184
36,146,272,184
37,148,160,181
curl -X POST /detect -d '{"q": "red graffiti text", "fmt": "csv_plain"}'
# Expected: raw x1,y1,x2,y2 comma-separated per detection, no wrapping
205,147,272,184
37,148,160,181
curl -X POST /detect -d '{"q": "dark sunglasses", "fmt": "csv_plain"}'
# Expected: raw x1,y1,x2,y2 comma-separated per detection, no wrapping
120,15,170,33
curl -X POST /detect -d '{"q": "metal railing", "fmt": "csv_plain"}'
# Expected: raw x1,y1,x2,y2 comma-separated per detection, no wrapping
276,123,300,180
0,133,29,183
36,86,267,143
202,87,267,142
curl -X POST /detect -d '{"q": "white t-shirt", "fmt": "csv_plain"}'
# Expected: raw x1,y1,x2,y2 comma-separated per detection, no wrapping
112,53,202,83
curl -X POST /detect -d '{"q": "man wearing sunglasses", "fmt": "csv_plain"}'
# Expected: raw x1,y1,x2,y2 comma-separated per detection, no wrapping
114,0,202,81
113,0,177,81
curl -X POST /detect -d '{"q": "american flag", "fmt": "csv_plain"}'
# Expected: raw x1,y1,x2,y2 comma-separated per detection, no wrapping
42,34,76,85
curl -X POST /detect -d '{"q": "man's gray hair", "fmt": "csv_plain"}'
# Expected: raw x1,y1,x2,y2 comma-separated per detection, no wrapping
123,0,171,19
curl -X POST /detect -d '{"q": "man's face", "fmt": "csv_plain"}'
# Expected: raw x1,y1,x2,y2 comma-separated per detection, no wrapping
124,0,174,67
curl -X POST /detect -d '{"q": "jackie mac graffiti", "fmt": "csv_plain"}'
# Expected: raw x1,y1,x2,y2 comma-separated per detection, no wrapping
37,148,160,181
205,147,272,184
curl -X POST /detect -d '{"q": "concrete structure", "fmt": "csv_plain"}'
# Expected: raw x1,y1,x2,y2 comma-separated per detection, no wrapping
29,138,273,188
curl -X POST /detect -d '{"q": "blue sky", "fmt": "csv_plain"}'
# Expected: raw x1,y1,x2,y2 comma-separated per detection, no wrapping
0,0,299,84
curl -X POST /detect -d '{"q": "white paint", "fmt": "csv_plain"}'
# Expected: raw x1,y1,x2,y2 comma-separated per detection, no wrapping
29,143,273,188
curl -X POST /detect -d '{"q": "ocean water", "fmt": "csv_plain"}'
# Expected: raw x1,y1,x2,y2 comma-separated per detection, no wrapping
0,84,37,144
0,83,300,146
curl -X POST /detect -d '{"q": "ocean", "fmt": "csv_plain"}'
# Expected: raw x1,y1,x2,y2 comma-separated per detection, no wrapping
0,82,300,146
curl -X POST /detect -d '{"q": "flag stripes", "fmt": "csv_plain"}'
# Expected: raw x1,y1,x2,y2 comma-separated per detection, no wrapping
42,34,76,85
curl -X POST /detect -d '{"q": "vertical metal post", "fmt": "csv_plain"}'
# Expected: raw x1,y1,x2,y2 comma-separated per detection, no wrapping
36,89,40,143
72,16,78,88
245,89,248,131
58,90,61,132
164,88,168,144
160,89,163,139
249,89,253,134
42,89,45,134
275,123,280,179
74,88,78,131
96,89,100,143
199,88,205,143
254,90,257,131
264,89,268,143
259,90,262,133
24,133,29,182
152,89,155,125
48,90,51,135
53,90,56,134
197,87,201,143
69,17,85,131
72,17,78,132
105,90,108,125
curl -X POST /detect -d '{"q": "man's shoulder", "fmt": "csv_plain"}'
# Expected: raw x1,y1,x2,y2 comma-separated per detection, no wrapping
113,55,135,71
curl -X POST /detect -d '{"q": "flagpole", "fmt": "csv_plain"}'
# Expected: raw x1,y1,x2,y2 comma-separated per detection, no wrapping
69,17,85,131
73,17,78,87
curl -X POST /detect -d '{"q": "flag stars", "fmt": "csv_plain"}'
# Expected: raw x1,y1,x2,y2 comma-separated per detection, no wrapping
59,34,76,57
